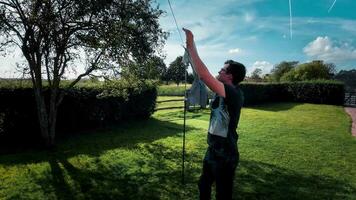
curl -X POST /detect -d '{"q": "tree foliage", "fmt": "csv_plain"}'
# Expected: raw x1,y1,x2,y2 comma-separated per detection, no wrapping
187,72,194,84
270,61,298,82
334,69,356,91
281,60,335,82
166,56,187,85
0,0,167,147
250,68,263,81
121,56,167,80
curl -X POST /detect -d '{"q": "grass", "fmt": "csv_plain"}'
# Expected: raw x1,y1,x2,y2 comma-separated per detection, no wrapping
155,96,184,110
157,84,191,96
1,98,356,199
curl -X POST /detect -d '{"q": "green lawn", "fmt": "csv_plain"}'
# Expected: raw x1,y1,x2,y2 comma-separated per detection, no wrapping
155,96,184,110
1,99,356,199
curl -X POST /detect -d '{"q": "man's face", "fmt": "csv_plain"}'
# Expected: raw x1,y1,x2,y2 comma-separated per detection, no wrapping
217,64,232,83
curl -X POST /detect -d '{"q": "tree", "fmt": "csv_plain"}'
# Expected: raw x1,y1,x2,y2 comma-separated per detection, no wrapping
270,61,298,82
187,72,194,84
166,56,187,85
281,60,335,82
334,69,356,91
121,55,167,80
146,56,167,80
161,68,170,85
0,0,167,147
262,73,273,82
250,68,263,82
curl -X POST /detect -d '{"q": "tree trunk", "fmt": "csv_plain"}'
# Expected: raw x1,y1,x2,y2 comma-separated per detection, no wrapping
33,88,52,147
48,87,59,148
34,87,60,148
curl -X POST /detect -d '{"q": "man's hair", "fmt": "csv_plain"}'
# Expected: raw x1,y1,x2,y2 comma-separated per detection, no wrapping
224,60,246,85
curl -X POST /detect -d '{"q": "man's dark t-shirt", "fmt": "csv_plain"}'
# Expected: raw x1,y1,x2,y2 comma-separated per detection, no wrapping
205,84,244,162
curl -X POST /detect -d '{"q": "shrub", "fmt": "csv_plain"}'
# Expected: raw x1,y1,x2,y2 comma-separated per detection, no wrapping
57,79,158,131
0,79,157,151
284,80,345,105
240,80,344,106
240,83,291,106
158,81,345,106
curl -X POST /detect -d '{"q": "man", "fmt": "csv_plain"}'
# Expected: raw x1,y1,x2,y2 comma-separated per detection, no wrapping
183,28,246,200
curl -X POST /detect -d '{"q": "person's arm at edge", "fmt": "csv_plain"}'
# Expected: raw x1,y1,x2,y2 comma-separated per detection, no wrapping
183,28,226,98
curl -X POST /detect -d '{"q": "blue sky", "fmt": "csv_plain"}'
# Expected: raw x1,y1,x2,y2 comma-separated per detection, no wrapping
156,0,356,76
1,0,355,78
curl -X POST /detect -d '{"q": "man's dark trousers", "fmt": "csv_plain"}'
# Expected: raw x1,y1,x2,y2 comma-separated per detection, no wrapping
198,151,239,200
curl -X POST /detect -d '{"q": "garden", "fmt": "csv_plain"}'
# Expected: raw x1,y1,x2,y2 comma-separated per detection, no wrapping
0,1,356,199
1,82,356,199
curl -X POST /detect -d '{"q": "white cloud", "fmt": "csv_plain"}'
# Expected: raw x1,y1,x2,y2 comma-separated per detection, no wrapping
158,0,265,46
228,48,241,54
303,36,356,62
341,20,356,34
162,42,185,65
158,0,356,73
244,12,255,23
248,61,273,75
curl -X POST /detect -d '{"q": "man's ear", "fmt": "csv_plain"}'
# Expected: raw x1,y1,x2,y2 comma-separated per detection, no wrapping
227,74,233,81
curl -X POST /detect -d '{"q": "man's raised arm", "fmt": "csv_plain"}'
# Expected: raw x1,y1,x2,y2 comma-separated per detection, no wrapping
183,28,226,98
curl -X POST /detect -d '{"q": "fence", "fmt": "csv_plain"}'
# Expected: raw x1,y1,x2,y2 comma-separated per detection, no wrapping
345,92,356,106
155,98,209,111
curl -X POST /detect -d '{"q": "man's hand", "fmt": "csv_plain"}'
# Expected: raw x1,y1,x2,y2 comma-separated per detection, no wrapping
183,28,194,48
182,28,226,97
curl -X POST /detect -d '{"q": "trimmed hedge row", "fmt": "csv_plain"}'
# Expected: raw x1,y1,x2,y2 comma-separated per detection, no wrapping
240,81,345,106
57,81,157,131
284,81,345,105
0,80,157,150
240,83,291,105
158,81,345,106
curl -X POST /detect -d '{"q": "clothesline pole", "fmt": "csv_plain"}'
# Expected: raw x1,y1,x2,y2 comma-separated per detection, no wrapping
182,67,187,185
167,0,187,185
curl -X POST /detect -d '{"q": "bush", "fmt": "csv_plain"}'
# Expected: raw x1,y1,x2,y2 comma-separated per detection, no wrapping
0,79,157,151
240,80,344,106
158,81,345,106
59,79,157,129
285,80,345,105
240,83,291,106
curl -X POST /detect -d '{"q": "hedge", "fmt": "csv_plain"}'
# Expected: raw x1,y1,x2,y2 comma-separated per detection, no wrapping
284,81,345,105
0,79,157,151
239,83,291,105
241,80,345,105
158,81,345,106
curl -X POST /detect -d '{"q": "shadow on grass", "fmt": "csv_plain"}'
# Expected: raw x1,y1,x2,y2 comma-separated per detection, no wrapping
28,155,356,200
246,102,299,112
155,109,209,123
3,135,355,200
0,118,199,166
235,160,356,199
36,143,201,200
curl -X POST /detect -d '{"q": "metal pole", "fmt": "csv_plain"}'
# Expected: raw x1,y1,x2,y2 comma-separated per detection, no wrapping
182,64,187,185
167,0,187,186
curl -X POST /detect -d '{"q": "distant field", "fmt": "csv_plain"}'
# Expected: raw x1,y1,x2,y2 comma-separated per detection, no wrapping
157,84,190,96
157,84,215,99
